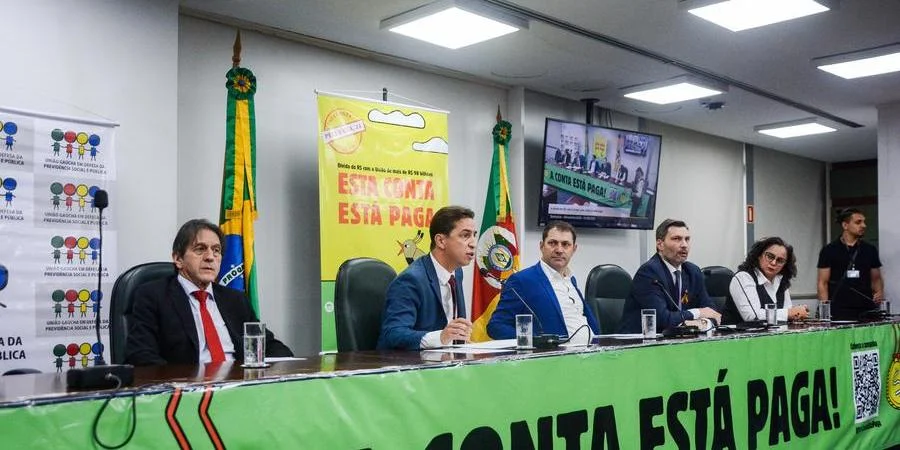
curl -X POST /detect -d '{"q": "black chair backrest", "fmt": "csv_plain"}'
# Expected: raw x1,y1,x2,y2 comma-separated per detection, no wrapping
702,265,734,312
587,297,627,335
109,262,176,364
334,258,397,352
584,264,633,300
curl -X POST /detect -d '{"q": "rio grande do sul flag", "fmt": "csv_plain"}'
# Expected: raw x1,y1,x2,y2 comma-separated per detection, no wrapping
470,111,520,342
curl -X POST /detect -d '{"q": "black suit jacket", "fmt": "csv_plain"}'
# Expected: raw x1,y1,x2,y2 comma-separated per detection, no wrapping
619,254,714,333
125,276,292,366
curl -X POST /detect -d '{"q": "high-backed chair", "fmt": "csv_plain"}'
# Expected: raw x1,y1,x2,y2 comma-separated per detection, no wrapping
109,262,176,364
702,265,734,313
334,257,397,352
584,264,633,334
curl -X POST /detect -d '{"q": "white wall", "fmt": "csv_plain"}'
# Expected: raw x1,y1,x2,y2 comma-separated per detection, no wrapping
521,91,644,288
878,103,900,305
644,121,745,270
178,16,508,354
753,147,825,295
1,0,180,270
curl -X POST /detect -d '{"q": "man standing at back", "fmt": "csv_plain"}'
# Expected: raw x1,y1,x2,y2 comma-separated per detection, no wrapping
126,219,292,365
817,208,884,320
620,219,721,333
377,206,476,350
487,221,600,344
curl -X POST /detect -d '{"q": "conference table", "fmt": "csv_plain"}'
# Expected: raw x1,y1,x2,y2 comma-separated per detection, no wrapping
2,321,899,449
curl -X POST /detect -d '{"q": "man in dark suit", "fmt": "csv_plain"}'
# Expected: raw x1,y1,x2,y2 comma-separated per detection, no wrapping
377,206,475,350
126,219,292,366
620,219,721,333
487,221,600,343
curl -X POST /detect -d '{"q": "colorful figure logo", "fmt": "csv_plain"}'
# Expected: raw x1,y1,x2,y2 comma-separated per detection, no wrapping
51,289,65,318
50,235,100,264
2,121,17,151
0,263,7,308
88,134,101,160
63,130,76,158
63,183,76,211
52,344,66,373
1,177,16,207
51,128,100,160
50,182,63,210
76,132,88,160
50,128,64,156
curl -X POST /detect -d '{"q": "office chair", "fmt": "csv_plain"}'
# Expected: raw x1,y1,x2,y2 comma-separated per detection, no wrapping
334,257,396,351
109,262,177,364
702,265,734,313
584,264,633,334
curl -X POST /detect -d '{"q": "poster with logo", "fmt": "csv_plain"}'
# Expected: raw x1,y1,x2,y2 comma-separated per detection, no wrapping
0,107,117,374
316,92,449,352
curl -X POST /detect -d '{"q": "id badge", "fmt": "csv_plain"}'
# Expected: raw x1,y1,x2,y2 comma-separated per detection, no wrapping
847,269,860,279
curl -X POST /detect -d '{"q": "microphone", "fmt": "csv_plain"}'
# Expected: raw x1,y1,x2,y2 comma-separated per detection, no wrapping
650,278,700,337
94,189,108,365
727,271,763,322
844,285,897,321
651,278,682,312
480,268,560,349
67,189,134,390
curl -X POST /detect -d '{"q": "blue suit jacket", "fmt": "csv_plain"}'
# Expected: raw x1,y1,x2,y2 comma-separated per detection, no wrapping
376,255,465,350
487,263,600,339
619,254,714,333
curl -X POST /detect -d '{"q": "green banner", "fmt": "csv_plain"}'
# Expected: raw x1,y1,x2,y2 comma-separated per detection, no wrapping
3,324,899,448
543,164,632,208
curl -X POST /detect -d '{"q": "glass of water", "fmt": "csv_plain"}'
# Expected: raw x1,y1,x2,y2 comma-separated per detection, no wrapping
765,304,778,326
243,322,267,368
515,314,533,349
817,302,831,322
641,309,656,339
880,300,891,315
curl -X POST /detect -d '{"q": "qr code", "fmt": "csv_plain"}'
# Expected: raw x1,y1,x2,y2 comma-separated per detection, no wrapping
851,349,881,423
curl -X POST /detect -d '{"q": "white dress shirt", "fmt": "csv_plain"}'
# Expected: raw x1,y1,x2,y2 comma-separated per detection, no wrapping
420,254,456,349
660,258,700,320
176,275,235,362
539,261,590,344
728,269,793,322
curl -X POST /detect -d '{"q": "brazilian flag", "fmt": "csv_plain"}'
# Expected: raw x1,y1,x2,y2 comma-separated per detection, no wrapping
218,63,260,314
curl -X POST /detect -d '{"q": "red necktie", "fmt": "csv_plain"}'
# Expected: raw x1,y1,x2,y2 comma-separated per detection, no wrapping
192,290,226,363
448,275,458,319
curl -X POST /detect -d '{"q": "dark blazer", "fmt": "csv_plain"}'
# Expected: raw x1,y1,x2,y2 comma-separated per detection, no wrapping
125,276,292,366
376,255,464,350
487,262,600,339
619,254,714,333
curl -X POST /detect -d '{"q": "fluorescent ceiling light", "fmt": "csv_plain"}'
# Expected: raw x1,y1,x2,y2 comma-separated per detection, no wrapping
755,118,837,138
814,44,900,79
381,1,527,50
684,0,831,32
623,76,726,105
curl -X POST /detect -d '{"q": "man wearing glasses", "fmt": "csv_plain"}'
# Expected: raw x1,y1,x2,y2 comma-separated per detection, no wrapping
620,219,721,333
817,208,885,320
487,221,600,344
126,219,292,365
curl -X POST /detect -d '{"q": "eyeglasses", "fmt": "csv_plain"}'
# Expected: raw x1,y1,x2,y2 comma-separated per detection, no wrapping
763,251,787,266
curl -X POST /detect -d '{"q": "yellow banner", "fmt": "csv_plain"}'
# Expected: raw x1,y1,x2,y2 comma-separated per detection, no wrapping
317,93,449,350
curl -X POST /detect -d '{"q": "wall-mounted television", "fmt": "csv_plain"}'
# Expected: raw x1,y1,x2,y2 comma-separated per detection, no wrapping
538,118,662,230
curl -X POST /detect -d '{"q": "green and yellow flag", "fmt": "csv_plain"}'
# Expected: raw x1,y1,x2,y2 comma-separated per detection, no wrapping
218,34,260,314
470,110,520,341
